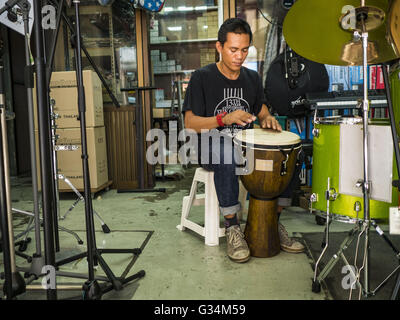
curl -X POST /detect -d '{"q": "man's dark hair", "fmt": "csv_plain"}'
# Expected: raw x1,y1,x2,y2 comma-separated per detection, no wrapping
217,18,252,46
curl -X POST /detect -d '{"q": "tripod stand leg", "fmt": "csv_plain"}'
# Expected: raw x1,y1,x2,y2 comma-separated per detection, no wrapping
391,268,400,300
12,208,84,245
312,177,333,292
312,226,359,293
61,176,111,233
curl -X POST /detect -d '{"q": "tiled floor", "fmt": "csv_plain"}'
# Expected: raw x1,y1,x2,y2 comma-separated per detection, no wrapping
0,165,382,300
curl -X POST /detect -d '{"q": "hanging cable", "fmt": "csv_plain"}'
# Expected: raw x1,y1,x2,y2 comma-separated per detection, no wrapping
256,7,283,29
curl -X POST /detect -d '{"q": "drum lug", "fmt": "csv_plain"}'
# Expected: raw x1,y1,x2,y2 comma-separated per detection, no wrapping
325,188,338,201
309,193,317,214
355,179,363,188
312,128,320,137
280,154,289,176
354,201,362,215
310,193,317,203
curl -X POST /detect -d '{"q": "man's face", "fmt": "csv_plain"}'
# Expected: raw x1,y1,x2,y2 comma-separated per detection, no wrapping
216,32,250,73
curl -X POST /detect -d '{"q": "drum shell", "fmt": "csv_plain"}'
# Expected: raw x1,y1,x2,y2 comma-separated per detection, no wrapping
240,146,300,199
312,121,398,220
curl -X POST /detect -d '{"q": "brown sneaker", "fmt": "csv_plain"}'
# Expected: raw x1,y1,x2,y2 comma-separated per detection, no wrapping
225,225,250,263
278,223,305,253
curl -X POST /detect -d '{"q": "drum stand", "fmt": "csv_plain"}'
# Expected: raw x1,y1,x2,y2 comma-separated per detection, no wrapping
311,177,400,299
311,25,400,299
1,1,91,289
48,99,110,234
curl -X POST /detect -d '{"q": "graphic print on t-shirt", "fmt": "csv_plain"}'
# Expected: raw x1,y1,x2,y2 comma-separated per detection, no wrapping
214,88,251,135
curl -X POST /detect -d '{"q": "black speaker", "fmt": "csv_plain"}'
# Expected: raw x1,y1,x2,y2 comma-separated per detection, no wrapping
264,47,329,118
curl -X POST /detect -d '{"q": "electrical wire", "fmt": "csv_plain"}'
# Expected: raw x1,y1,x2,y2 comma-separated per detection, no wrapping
256,7,283,29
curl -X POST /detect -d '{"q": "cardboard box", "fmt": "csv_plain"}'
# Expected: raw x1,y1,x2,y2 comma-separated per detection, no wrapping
35,126,108,190
153,108,171,118
33,70,104,129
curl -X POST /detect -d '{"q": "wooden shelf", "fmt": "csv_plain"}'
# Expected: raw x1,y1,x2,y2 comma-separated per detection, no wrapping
69,47,112,57
158,5,218,15
154,69,195,75
150,38,217,45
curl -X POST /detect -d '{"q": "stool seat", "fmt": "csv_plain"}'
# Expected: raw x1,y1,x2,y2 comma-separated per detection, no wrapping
177,167,247,246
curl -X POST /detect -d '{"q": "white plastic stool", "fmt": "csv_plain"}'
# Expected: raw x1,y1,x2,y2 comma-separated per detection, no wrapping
177,167,247,246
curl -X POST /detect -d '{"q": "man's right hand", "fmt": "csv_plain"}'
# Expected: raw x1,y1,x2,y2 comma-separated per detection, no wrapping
222,110,257,126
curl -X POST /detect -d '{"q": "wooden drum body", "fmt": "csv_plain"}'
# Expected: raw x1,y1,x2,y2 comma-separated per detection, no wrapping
234,129,301,257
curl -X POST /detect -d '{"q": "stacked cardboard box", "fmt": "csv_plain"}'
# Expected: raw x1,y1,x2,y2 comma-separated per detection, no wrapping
150,19,167,44
200,48,216,67
151,49,181,74
197,10,218,39
34,70,109,190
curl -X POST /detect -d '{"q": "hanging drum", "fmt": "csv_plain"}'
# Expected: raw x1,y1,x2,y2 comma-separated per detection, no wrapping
264,48,330,118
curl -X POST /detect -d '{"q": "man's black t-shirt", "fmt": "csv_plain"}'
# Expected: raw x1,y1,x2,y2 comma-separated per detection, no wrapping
182,63,266,136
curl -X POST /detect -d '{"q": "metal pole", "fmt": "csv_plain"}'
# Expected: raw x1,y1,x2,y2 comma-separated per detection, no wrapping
33,0,57,300
73,0,96,284
361,31,370,294
23,2,42,258
0,66,12,299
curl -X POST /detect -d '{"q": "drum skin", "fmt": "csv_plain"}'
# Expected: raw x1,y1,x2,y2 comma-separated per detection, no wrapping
312,121,398,220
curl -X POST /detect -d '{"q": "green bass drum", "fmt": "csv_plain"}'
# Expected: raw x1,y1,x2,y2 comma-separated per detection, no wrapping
311,117,398,221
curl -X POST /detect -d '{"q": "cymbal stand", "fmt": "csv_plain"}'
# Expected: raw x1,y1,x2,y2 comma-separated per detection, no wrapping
53,0,146,299
0,64,26,299
2,0,86,285
48,98,110,233
0,60,26,298
311,27,400,299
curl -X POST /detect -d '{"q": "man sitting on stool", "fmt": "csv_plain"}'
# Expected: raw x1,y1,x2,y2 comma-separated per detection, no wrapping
182,18,304,263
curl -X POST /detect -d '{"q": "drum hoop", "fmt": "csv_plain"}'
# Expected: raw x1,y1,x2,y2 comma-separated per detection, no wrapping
314,116,363,125
314,117,390,126
234,141,302,151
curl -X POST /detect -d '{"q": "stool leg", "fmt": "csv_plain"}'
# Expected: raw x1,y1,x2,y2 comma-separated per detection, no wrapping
204,173,219,246
178,174,199,230
177,196,190,231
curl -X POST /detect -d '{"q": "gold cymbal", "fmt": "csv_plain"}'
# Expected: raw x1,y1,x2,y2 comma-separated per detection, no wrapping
388,0,400,56
283,0,399,66
340,6,385,32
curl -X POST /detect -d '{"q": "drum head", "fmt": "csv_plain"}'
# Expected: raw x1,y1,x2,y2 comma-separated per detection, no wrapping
234,128,301,149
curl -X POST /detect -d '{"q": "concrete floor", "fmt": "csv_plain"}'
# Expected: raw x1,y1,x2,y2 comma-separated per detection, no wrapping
0,165,369,300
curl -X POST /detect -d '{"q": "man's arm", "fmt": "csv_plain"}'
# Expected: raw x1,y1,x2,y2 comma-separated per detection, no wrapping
184,110,220,133
184,110,257,133
257,104,282,131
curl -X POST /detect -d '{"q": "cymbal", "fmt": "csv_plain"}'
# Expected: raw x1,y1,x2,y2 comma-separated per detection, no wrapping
339,6,385,32
283,0,399,66
388,0,400,56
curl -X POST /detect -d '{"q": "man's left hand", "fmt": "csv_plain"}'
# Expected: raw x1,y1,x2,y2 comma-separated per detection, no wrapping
260,115,282,132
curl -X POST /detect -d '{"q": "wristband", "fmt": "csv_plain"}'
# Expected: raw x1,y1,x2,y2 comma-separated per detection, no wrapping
216,111,227,127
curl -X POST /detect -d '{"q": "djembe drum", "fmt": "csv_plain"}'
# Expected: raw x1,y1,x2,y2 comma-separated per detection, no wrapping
234,129,301,257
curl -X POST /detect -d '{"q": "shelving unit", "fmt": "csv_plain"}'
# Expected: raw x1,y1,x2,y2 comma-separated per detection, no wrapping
65,1,137,104
150,38,217,45
149,0,221,116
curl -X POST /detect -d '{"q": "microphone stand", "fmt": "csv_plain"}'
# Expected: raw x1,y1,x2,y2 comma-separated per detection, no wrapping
53,0,145,299
33,0,57,300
